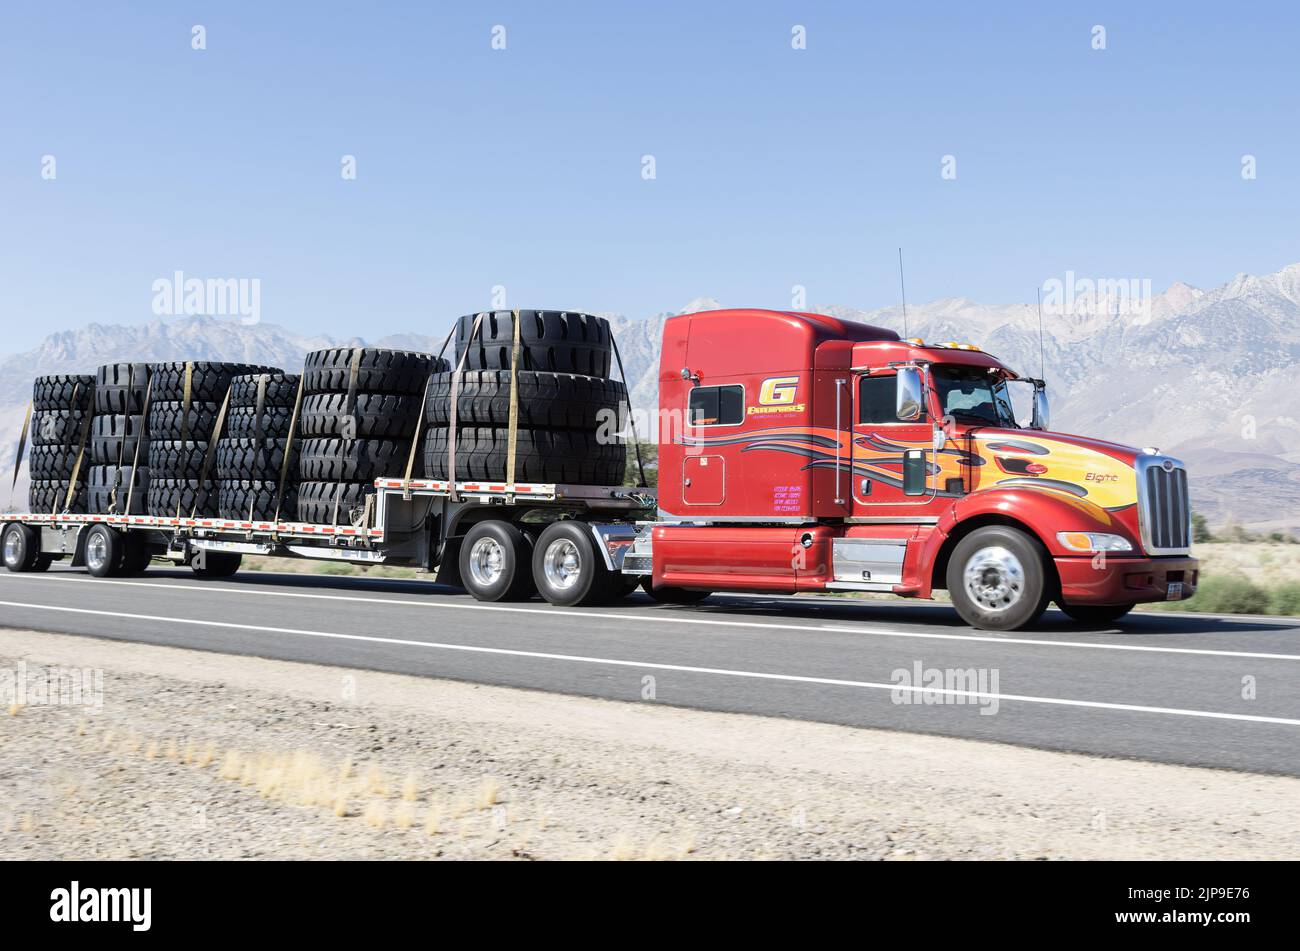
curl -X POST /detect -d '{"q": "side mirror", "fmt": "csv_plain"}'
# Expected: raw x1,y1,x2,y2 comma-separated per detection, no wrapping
896,368,924,421
1032,386,1050,431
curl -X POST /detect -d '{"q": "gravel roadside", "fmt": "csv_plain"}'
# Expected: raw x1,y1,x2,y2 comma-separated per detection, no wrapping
1,627,1296,860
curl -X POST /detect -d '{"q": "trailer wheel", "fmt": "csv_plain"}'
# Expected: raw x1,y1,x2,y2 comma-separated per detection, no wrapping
84,524,124,578
532,521,616,606
641,578,712,604
121,535,153,575
3,523,42,572
947,526,1052,631
459,520,534,602
1058,602,1135,625
191,550,242,579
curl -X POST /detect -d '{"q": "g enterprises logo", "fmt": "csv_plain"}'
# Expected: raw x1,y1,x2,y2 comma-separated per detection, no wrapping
49,882,151,932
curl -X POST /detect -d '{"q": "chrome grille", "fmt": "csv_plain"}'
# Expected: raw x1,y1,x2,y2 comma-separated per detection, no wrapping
1136,456,1190,554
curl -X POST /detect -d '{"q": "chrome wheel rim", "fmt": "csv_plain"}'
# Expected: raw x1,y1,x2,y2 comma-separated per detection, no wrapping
3,530,20,567
963,546,1025,613
467,536,506,588
86,531,109,574
543,539,582,591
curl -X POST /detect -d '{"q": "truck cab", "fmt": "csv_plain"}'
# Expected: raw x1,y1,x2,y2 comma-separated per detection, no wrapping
646,308,1198,630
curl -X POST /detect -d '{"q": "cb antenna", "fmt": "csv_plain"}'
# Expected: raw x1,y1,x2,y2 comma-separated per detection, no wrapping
897,247,908,338
1035,286,1046,381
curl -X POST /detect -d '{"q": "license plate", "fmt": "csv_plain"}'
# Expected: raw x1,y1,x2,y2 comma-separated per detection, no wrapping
1166,581,1184,601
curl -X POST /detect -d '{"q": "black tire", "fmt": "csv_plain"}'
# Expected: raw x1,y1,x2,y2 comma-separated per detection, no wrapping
2,523,41,572
228,372,301,408
642,580,712,604
91,414,149,465
148,400,224,441
216,438,298,481
302,348,438,396
299,438,408,482
120,534,153,575
225,404,295,439
31,410,90,446
32,554,55,572
1058,602,1136,624
83,524,123,578
28,445,81,481
300,392,423,439
532,520,617,606
458,520,535,602
191,549,242,578
219,480,298,521
33,374,95,411
147,440,211,479
146,478,217,518
95,363,151,414
87,465,150,515
425,371,626,430
296,481,373,525
422,426,625,485
28,479,87,514
455,311,612,378
149,362,274,402
946,526,1053,631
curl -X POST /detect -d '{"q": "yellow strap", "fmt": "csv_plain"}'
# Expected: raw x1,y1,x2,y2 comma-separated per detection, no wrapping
401,372,430,501
447,313,486,503
125,377,154,517
505,310,521,493
64,382,95,513
8,400,32,510
190,384,232,518
272,376,305,526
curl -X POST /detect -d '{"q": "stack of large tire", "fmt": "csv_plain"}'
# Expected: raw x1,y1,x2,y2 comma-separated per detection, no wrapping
297,348,439,525
28,374,96,513
146,361,272,518
89,363,153,514
216,372,301,520
422,311,626,485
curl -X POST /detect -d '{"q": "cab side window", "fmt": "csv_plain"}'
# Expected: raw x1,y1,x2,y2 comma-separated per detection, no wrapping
688,385,744,426
859,375,904,424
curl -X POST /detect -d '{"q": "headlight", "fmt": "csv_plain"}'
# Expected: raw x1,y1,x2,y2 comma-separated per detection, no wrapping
1057,532,1133,553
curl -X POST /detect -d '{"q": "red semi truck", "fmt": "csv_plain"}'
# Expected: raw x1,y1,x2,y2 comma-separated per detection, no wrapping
2,307,1196,631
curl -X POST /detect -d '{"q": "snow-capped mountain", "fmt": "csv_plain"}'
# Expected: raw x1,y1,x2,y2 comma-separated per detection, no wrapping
4,267,1299,533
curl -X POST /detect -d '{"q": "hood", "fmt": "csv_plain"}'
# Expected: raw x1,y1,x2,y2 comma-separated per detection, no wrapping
962,428,1141,514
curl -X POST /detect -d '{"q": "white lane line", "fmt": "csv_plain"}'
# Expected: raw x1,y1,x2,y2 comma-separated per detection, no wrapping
2,598,1298,728
6,571,1299,663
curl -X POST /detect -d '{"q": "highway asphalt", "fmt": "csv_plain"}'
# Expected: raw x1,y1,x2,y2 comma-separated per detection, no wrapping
1,566,1298,775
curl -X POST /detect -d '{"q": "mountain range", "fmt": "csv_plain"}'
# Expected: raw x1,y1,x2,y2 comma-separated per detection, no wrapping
5,262,1300,533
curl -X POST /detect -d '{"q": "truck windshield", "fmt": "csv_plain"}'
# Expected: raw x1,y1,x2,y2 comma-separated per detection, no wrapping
930,365,1019,428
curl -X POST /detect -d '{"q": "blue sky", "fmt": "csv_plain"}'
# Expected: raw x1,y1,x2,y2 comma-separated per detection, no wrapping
2,1,1297,352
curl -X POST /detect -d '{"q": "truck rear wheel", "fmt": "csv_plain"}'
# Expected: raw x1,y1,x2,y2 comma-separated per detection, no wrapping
459,520,535,602
121,535,153,575
1058,602,1135,624
84,524,124,578
947,526,1051,631
532,521,616,606
191,550,242,578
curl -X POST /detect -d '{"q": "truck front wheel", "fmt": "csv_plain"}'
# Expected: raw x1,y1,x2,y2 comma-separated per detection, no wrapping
947,526,1051,631
191,550,242,579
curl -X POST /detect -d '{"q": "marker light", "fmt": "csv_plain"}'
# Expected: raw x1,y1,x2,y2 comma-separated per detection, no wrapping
904,337,925,346
1057,532,1134,553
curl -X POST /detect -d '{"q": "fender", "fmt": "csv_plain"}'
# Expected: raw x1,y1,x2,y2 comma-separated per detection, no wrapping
940,486,1137,557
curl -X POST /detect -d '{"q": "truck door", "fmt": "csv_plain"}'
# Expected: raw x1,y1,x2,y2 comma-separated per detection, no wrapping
850,371,936,509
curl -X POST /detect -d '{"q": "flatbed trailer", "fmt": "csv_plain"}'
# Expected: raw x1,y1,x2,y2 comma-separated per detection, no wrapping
2,478,655,602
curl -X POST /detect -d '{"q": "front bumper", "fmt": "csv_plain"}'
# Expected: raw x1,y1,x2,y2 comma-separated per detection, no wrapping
1055,555,1199,606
